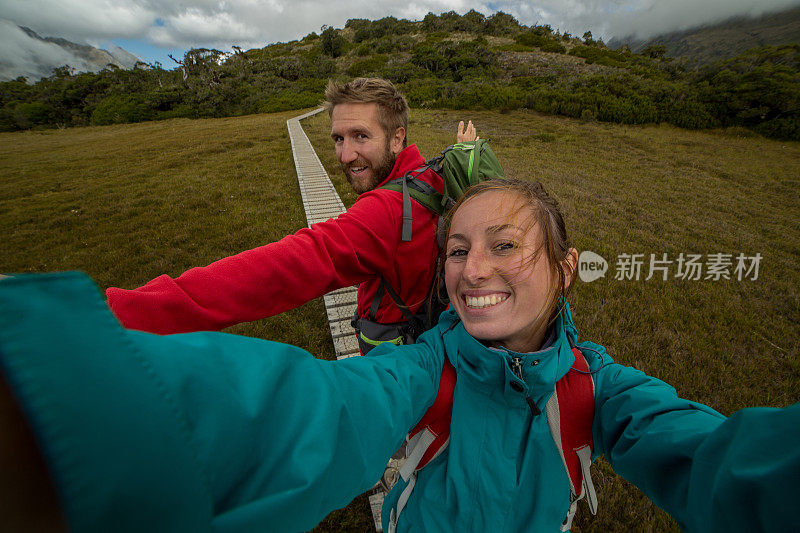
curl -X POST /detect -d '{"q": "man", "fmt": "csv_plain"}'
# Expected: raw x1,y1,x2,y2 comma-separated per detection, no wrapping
106,78,476,351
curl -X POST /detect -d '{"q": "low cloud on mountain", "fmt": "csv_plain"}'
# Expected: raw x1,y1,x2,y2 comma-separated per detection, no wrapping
0,19,140,81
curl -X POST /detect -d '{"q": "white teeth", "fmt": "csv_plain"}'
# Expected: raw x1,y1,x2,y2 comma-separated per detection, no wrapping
465,294,508,309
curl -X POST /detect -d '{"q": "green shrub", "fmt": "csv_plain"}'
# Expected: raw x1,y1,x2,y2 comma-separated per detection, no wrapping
424,31,449,45
156,103,194,120
345,18,370,31
91,95,154,125
540,41,567,54
515,32,566,54
351,16,413,42
659,97,717,129
431,82,526,111
382,61,429,84
411,39,498,81
353,27,373,43
401,78,445,107
13,102,57,128
484,11,523,36
596,95,658,124
374,35,415,54
346,55,389,77
257,89,322,113
754,117,800,140
569,45,629,68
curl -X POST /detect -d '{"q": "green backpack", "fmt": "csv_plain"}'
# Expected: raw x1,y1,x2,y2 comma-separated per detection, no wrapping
352,140,506,354
381,139,506,242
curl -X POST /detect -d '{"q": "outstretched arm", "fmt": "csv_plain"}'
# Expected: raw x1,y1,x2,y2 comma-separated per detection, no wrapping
594,358,800,532
1,272,442,532
685,401,800,532
106,191,403,334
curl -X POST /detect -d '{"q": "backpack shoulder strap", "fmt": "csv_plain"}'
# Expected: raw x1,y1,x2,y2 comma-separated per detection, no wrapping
546,345,598,531
381,168,446,242
402,356,456,477
388,357,456,533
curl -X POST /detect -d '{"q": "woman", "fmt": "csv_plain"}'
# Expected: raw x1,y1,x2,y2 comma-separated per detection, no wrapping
0,179,797,532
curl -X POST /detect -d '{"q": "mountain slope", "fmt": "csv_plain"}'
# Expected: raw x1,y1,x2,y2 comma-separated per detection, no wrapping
611,7,800,66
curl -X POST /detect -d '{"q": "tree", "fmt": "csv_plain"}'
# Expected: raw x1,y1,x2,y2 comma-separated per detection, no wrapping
320,26,346,58
485,11,521,36
462,9,486,33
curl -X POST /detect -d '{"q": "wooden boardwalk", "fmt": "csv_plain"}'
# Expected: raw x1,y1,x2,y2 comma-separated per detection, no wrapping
287,109,360,360
286,109,386,531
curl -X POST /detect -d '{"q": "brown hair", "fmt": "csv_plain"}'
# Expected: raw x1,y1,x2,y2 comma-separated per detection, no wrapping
438,178,576,332
324,78,409,147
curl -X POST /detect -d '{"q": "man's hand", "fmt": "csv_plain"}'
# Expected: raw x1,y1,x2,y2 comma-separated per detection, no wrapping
457,120,480,143
0,373,67,531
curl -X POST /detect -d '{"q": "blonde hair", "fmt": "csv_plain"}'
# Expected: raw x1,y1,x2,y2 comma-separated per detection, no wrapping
324,78,409,147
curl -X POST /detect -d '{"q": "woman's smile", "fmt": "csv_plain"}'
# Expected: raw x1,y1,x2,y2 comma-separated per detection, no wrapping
462,291,510,310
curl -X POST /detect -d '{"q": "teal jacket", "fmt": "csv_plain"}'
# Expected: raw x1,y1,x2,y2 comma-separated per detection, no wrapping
0,272,797,532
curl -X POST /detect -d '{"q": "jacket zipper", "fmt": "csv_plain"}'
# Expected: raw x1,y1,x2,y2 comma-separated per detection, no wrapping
511,356,541,416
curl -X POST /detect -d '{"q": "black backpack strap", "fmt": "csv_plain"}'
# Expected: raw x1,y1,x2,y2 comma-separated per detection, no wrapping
401,175,413,242
368,276,415,323
372,276,424,337
381,168,446,241
368,278,386,321
380,276,414,324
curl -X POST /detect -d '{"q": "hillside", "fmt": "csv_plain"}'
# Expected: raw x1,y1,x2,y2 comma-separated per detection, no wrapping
1,10,798,140
611,6,800,66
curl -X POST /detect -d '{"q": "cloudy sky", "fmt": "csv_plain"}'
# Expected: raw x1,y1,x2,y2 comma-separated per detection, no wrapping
2,0,799,76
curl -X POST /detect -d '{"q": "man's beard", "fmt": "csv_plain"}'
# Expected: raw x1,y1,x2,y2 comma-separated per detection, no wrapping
341,143,397,194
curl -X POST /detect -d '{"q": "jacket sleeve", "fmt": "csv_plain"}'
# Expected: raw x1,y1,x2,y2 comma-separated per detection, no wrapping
594,358,799,532
106,191,402,334
0,272,442,532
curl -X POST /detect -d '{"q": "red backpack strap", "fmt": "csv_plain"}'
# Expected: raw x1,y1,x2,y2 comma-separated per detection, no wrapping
404,357,456,473
389,358,457,533
547,346,598,531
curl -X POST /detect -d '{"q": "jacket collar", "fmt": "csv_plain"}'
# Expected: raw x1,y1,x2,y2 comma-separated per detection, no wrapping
440,303,579,410
375,144,427,188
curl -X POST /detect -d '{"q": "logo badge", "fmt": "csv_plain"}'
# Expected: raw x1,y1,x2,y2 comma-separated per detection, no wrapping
578,251,608,283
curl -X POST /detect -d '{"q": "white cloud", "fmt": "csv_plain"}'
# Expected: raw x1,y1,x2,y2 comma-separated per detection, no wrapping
1,0,799,64
489,0,800,39
0,0,154,41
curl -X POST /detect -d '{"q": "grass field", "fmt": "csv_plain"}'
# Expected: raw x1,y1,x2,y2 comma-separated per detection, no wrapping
2,108,799,532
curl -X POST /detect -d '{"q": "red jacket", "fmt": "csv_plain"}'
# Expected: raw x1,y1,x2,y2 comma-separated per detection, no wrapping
106,145,443,334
